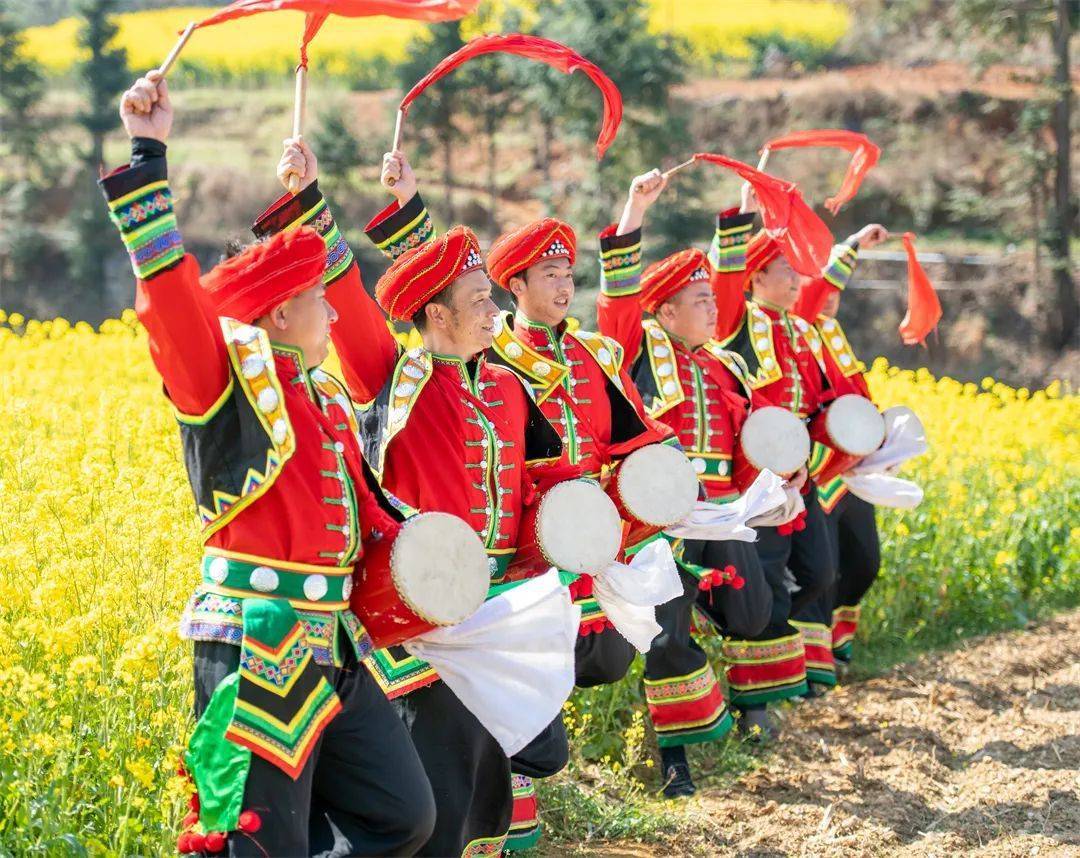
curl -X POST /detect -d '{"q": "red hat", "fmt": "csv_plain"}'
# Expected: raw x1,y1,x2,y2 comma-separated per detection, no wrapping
744,229,783,288
486,218,576,289
375,226,484,322
201,227,326,323
640,249,712,313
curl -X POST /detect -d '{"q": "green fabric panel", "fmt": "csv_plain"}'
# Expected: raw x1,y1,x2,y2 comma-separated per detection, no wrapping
186,672,250,834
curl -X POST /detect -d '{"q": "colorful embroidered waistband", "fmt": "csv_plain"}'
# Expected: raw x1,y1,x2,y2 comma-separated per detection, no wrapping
201,552,353,610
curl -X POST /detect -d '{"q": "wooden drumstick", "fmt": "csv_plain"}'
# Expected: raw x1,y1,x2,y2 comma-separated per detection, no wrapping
157,22,196,77
756,147,771,171
287,65,308,195
661,157,696,180
386,109,405,187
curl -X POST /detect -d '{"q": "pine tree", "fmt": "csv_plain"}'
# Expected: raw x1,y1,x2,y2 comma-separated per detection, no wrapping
68,0,129,304
0,5,45,168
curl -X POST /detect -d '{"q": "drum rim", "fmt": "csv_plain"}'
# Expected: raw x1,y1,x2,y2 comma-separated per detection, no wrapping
389,512,488,627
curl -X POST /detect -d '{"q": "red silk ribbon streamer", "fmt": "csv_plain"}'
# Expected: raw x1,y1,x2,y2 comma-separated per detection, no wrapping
693,152,834,277
762,129,881,215
898,232,942,346
191,1,481,67
399,33,623,159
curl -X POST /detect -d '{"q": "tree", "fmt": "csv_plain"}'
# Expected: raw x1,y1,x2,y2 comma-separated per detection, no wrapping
68,0,128,302
0,4,45,168
397,21,467,222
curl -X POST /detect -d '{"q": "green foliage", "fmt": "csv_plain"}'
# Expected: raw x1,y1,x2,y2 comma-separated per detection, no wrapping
745,31,834,77
0,5,45,165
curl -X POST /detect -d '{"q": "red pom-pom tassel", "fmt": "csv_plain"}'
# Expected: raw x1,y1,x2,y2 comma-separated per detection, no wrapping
177,832,194,854
188,793,200,813
181,811,199,830
187,832,207,854
238,811,262,834
204,831,227,853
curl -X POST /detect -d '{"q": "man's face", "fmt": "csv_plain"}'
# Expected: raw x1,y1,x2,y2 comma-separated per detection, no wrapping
751,256,800,310
263,281,338,368
510,258,575,326
821,290,841,318
657,281,716,348
440,269,500,355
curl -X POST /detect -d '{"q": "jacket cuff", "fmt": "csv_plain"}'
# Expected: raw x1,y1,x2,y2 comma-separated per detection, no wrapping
823,240,859,290
364,192,435,260
708,208,755,273
252,181,354,286
597,224,643,297
99,160,185,280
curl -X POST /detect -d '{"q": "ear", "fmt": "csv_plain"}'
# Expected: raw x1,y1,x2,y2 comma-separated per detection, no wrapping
424,301,448,331
267,300,289,331
507,274,527,300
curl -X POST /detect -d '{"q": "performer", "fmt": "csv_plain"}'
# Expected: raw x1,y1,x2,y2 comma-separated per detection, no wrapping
793,224,890,670
596,175,784,795
261,139,571,857
101,73,436,856
703,184,853,719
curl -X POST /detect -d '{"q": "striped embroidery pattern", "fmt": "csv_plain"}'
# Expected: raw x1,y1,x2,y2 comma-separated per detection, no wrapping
709,219,754,272
823,242,859,290
107,180,185,279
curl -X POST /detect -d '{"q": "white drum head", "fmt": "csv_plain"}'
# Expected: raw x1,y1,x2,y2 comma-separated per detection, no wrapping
391,512,489,626
617,444,698,526
537,480,622,574
826,394,885,456
741,406,811,475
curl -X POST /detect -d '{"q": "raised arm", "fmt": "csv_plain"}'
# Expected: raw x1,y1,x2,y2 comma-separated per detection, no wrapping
707,197,757,342
596,169,667,362
792,224,887,322
101,71,229,417
253,138,400,404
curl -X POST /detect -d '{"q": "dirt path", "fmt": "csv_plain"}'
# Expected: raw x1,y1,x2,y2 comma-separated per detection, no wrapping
574,611,1080,857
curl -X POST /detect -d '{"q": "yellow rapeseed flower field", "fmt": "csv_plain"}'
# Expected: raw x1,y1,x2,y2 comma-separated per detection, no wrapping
0,309,1075,852
20,1,850,77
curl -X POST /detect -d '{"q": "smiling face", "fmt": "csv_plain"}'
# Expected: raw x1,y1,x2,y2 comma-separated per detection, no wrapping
750,255,800,310
418,269,499,359
259,281,338,368
656,281,716,348
508,257,575,327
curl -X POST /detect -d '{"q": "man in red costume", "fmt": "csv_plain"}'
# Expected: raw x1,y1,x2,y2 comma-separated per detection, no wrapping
101,72,436,857
262,139,571,857
793,224,890,671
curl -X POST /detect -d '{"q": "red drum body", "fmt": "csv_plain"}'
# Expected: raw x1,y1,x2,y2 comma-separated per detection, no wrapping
607,443,699,547
733,406,812,492
352,512,490,648
509,478,623,580
808,394,885,483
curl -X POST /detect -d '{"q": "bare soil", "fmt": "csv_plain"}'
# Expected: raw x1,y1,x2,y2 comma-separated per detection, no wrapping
566,611,1080,857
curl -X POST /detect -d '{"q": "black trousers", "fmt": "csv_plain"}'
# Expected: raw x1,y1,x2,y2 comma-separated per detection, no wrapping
825,491,881,610
755,487,836,629
510,717,569,779
574,627,637,688
193,642,436,858
392,680,512,857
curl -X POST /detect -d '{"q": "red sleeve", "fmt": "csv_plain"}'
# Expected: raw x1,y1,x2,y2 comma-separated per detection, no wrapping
98,159,230,416
792,276,834,322
794,240,860,321
707,207,756,342
326,266,400,404
595,224,646,363
135,255,231,416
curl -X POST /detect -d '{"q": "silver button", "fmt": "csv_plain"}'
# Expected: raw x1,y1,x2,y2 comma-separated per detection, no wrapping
208,557,229,584
303,574,328,601
249,566,279,592
341,577,353,600
240,355,265,379
505,342,523,359
256,387,279,414
334,441,345,453
271,419,288,445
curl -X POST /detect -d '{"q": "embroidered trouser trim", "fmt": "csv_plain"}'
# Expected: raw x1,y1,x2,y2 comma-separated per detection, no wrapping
503,775,541,852
824,492,881,661
792,620,836,686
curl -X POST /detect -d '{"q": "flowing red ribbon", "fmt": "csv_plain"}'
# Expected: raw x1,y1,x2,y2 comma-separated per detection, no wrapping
191,1,480,67
898,232,942,346
762,129,881,215
399,33,623,158
693,152,834,277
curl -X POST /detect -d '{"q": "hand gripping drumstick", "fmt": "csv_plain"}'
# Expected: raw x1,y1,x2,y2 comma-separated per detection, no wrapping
386,110,405,187
157,22,196,77
287,65,309,195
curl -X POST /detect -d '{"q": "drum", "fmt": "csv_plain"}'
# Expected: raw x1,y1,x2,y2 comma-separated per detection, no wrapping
508,478,623,580
352,512,490,648
733,405,811,492
606,443,699,547
808,394,885,483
